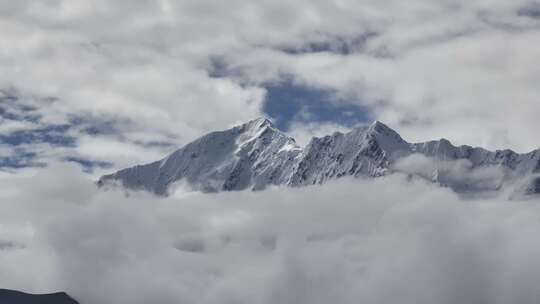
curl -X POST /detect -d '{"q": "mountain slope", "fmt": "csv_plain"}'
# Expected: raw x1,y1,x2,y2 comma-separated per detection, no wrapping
0,289,79,304
289,121,411,186
99,118,540,197
99,118,301,194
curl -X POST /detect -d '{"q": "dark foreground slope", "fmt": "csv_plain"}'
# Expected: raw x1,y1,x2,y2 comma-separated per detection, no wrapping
0,289,79,304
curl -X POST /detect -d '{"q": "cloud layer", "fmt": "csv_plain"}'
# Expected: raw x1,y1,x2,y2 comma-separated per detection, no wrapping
1,164,540,304
2,2,540,303
1,0,540,174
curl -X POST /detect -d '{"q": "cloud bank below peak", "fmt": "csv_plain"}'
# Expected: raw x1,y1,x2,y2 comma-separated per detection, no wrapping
2,164,540,304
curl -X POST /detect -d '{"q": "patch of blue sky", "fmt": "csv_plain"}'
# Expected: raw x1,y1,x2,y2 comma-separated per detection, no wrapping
68,115,120,136
0,95,177,171
0,148,45,169
278,32,377,55
63,156,113,173
207,57,371,131
0,94,42,123
262,81,371,131
0,124,77,147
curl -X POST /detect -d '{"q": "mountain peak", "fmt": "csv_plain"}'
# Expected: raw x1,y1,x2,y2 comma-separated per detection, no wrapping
368,120,396,134
243,117,275,130
99,118,540,198
235,117,287,147
364,120,409,154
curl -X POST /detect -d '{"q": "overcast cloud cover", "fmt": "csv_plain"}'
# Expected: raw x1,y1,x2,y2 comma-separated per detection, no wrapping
2,1,540,303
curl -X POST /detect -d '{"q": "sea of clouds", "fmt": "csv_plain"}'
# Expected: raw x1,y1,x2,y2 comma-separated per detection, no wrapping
1,163,540,304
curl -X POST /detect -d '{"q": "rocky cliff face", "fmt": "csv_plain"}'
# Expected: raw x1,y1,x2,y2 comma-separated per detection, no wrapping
99,118,540,198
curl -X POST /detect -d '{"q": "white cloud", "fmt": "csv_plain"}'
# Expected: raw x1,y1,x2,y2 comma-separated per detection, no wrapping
394,153,506,193
1,0,540,172
1,2,540,302
230,29,540,150
198,0,540,152
1,164,540,303
287,120,353,147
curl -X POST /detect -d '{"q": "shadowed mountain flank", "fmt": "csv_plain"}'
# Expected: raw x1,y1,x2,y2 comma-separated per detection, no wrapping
0,289,79,304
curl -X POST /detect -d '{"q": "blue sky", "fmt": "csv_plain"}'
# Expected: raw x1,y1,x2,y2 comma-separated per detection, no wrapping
263,81,370,131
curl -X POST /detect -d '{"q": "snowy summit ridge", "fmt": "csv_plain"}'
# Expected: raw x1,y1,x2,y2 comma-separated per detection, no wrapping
99,118,540,198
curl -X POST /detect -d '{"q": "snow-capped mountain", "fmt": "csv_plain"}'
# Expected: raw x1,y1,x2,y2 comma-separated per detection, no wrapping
98,118,540,198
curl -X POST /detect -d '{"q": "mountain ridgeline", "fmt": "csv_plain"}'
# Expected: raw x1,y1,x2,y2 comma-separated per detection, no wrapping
98,118,540,198
0,289,79,304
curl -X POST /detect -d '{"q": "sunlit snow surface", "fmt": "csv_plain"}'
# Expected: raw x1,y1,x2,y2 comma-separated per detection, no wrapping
100,118,540,199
